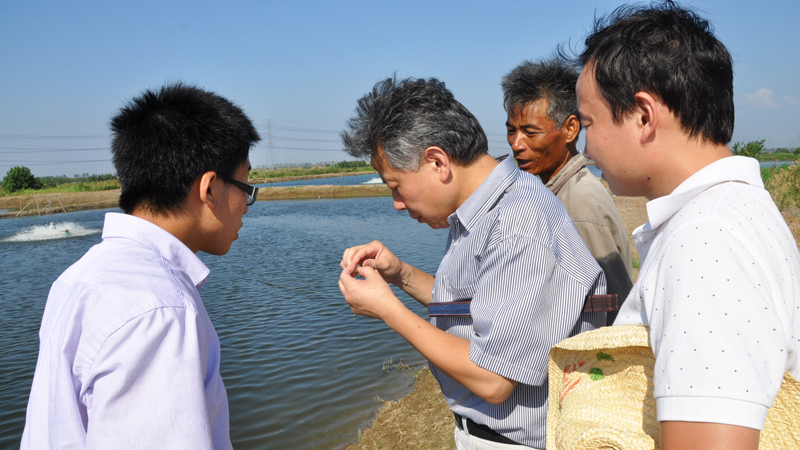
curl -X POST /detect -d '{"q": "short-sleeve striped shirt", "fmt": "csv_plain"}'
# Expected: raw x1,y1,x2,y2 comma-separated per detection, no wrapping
429,156,606,448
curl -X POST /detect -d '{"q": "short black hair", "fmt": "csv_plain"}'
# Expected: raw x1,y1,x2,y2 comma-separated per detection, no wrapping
110,82,260,214
579,0,733,145
341,76,488,171
502,57,579,128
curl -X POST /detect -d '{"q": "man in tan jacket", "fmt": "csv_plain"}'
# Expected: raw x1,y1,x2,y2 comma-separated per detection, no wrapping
503,57,632,324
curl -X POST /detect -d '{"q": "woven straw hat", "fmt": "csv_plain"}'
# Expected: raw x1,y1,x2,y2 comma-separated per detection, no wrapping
761,371,800,449
546,325,800,450
547,325,658,450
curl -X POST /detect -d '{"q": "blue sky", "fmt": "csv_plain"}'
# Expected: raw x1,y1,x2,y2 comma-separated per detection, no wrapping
1,0,798,177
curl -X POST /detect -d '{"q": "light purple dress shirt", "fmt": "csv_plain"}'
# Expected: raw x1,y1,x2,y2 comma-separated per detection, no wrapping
21,212,231,450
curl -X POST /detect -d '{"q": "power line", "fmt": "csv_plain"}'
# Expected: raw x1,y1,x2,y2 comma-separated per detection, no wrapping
0,147,109,153
0,159,112,166
269,125,340,135
273,135,341,143
0,133,109,139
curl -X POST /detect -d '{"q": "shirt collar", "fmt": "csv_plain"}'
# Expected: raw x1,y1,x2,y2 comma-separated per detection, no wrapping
101,212,211,288
645,156,763,229
545,152,587,195
452,155,519,231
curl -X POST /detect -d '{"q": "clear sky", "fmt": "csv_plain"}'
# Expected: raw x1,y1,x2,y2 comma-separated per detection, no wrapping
1,0,798,177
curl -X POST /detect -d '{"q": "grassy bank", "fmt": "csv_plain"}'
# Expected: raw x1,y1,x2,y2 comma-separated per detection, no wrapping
249,162,375,182
0,179,121,198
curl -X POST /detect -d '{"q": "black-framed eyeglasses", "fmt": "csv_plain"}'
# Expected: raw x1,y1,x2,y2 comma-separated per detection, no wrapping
222,177,259,206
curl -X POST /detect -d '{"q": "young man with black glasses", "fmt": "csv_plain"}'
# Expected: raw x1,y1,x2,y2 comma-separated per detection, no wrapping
21,82,260,450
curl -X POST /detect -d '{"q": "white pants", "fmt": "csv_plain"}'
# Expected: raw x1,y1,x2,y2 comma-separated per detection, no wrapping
454,426,541,450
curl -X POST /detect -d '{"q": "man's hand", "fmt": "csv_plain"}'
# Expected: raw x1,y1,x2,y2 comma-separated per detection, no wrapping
341,240,404,286
338,264,403,321
338,264,516,403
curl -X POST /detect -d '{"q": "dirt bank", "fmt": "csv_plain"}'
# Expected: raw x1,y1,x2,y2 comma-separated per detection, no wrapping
0,190,122,218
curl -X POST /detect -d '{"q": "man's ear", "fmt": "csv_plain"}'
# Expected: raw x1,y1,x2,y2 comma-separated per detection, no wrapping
562,114,581,144
197,171,219,209
423,146,451,182
633,91,660,144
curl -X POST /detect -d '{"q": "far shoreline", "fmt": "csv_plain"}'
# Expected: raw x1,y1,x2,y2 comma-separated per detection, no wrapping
0,173,389,220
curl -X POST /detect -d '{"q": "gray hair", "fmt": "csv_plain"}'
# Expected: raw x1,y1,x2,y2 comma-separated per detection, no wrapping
341,76,488,171
501,57,579,128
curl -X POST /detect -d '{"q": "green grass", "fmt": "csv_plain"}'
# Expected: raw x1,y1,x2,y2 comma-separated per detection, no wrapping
757,152,799,162
763,162,800,211
249,163,374,179
382,358,425,380
0,179,120,197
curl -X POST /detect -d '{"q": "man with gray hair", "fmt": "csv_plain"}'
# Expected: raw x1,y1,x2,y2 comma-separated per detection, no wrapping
338,76,606,449
503,58,633,324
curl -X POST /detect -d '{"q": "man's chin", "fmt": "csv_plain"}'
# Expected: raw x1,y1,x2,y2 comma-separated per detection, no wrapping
423,220,449,229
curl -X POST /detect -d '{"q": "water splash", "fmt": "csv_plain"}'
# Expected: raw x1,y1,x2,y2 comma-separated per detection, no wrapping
1,221,100,242
362,177,384,185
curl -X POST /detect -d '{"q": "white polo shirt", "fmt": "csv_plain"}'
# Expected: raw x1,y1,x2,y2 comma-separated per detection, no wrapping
615,156,800,430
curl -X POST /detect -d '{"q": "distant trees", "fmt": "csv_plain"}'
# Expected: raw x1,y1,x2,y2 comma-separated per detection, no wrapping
2,166,40,193
37,173,117,188
731,139,766,158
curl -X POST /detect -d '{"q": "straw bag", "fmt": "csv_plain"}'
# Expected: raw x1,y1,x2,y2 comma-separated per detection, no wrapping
546,325,800,450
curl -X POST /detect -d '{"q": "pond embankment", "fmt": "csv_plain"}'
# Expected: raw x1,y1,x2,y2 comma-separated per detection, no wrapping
0,183,390,219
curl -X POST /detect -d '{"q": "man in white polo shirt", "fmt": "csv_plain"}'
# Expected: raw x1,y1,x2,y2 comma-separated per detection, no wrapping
576,2,800,449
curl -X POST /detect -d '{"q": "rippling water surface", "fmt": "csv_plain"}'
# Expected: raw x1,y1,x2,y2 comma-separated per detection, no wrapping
0,196,447,449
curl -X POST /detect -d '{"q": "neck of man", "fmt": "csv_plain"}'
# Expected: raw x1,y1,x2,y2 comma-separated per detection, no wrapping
542,143,580,184
645,134,733,200
452,153,501,208
132,202,205,253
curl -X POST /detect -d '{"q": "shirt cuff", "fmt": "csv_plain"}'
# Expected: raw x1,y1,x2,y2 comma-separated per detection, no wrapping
657,396,768,430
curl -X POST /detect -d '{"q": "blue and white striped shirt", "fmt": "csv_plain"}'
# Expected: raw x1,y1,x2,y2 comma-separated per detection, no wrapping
430,156,606,448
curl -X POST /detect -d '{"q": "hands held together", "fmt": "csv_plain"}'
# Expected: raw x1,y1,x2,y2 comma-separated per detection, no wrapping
338,240,404,320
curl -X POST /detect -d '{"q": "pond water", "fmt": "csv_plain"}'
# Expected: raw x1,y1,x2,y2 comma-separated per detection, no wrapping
0,197,447,449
